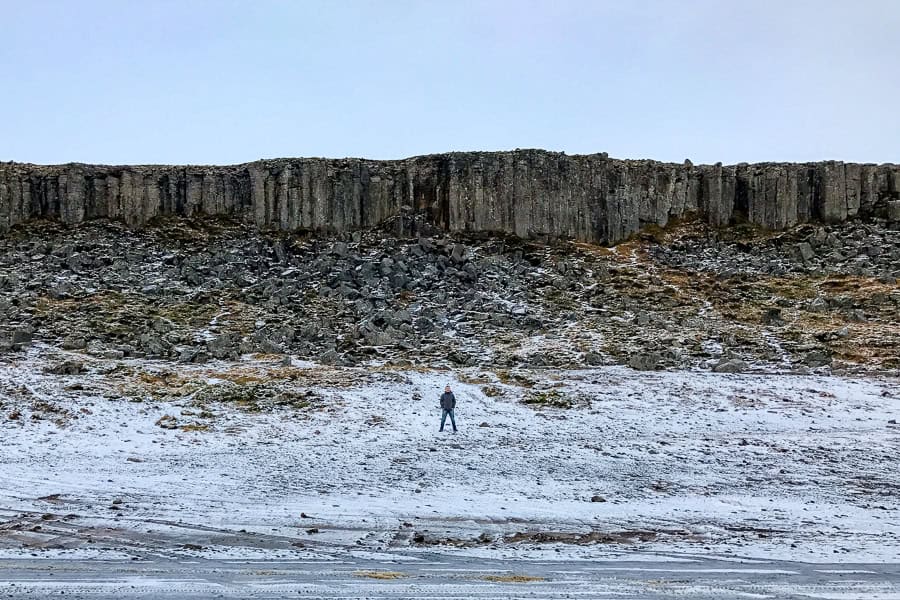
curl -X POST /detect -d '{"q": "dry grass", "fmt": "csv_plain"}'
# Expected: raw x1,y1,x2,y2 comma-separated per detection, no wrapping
371,363,441,374
124,363,362,401
179,423,210,432
218,372,266,386
494,369,536,388
458,372,492,384
482,574,545,583
354,570,406,580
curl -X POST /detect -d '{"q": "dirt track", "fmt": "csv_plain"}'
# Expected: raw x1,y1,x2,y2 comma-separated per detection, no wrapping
2,551,899,599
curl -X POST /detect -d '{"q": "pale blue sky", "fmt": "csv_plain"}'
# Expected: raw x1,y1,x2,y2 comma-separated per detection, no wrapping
2,0,898,165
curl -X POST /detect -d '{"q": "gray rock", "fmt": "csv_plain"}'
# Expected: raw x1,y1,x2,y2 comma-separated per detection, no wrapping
61,336,87,350
49,282,73,299
628,352,663,371
140,333,170,357
414,317,434,332
45,360,84,375
845,309,867,322
255,336,284,354
364,329,396,347
808,297,828,312
762,307,783,325
713,358,747,373
207,333,241,359
796,242,816,262
151,317,175,333
451,244,469,264
803,350,833,368
11,326,33,345
888,200,900,222
330,241,349,258
178,348,208,364
584,351,605,366
318,349,341,365
810,228,829,246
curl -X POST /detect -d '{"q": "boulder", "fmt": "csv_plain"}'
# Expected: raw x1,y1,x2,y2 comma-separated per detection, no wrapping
627,352,663,371
803,350,833,368
761,307,783,325
206,333,241,359
318,349,342,365
451,244,469,264
0,325,34,352
140,333,170,357
713,358,747,373
11,326,33,345
330,241,349,258
796,242,816,262
584,351,605,366
151,317,175,333
180,348,209,364
61,336,88,350
45,360,84,375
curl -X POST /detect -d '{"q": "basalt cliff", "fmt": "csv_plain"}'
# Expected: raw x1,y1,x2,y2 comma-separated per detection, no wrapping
2,151,899,243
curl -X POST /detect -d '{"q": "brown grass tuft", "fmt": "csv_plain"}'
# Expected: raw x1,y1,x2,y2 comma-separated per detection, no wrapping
354,570,406,580
482,574,545,583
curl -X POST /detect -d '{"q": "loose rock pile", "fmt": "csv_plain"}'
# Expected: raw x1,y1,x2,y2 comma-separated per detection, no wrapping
1,217,898,374
651,221,900,280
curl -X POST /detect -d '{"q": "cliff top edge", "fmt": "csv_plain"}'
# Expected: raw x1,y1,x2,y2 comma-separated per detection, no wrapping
2,149,897,171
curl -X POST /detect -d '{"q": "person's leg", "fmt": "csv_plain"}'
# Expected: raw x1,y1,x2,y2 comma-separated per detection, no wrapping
440,409,447,431
449,409,457,432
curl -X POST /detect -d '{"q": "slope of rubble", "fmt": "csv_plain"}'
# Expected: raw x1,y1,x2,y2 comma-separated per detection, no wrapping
1,217,898,374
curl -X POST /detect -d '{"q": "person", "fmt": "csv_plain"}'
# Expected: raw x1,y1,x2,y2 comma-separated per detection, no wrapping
439,385,457,432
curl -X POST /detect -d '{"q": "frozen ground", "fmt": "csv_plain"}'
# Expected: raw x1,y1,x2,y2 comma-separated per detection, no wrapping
1,347,899,597
2,554,900,599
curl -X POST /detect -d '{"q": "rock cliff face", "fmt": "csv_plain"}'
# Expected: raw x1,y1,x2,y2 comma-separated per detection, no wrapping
1,151,898,244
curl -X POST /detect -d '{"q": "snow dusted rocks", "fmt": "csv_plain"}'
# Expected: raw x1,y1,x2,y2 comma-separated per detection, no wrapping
0,217,898,373
0,324,33,352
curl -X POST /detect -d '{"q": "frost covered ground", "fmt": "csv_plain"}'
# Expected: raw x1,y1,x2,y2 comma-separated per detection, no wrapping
1,347,899,597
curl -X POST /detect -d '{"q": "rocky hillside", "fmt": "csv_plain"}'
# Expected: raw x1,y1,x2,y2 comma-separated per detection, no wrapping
2,215,898,374
2,151,899,244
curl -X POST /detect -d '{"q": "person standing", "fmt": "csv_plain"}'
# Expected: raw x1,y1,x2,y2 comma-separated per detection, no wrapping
439,385,457,432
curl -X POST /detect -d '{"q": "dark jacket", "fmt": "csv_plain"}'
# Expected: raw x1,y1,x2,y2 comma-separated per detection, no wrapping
440,392,456,410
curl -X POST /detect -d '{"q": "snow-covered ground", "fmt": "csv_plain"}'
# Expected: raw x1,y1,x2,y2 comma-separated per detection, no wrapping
1,347,899,568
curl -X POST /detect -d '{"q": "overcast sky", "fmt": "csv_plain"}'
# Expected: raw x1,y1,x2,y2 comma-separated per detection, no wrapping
2,0,898,165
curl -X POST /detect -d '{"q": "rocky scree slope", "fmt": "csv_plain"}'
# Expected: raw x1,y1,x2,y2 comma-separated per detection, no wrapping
1,217,898,374
2,151,900,244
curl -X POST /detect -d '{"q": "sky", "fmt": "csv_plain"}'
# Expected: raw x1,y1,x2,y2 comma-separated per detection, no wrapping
1,0,898,165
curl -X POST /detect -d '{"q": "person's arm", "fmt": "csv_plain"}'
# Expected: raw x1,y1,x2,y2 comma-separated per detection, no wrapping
452,393,457,409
